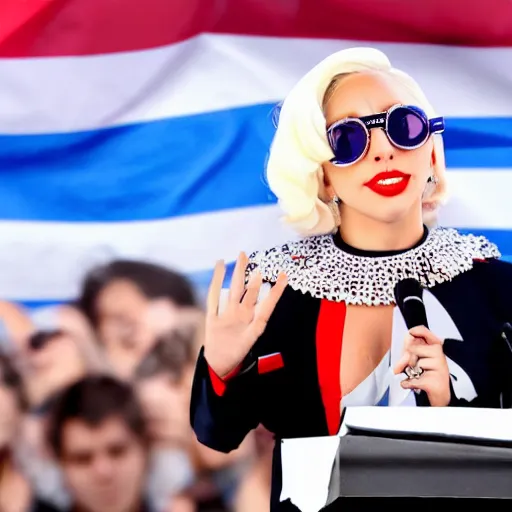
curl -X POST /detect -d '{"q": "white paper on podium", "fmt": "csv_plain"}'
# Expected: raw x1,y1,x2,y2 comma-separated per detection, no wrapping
342,406,512,441
280,407,512,512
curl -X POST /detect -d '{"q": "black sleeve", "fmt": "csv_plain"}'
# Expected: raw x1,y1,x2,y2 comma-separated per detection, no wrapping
190,260,272,453
189,347,260,453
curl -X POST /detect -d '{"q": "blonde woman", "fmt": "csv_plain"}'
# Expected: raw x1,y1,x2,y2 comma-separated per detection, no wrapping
190,47,512,510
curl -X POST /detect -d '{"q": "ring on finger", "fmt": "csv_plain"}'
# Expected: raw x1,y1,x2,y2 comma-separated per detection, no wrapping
405,365,424,380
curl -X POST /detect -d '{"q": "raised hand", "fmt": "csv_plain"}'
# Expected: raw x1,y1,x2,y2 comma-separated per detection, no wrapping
204,252,287,378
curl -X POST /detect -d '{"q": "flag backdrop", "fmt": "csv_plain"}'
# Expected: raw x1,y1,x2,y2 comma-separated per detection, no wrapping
0,0,511,307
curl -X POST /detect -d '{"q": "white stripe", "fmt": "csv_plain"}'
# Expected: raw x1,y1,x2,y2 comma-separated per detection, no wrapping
440,170,512,229
1,34,511,134
0,169,510,301
0,204,296,300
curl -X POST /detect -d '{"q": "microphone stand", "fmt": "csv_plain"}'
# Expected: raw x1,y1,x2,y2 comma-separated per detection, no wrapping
499,323,512,408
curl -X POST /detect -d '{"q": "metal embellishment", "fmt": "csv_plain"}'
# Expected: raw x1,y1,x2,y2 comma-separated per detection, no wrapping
245,227,501,306
405,365,424,380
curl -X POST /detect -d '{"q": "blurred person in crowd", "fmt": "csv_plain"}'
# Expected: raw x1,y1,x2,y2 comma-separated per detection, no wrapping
46,375,151,512
136,330,196,447
232,425,274,512
0,300,35,351
22,328,107,410
30,305,101,364
135,332,255,512
4,308,110,512
76,260,200,379
0,353,59,512
135,331,196,511
16,410,71,511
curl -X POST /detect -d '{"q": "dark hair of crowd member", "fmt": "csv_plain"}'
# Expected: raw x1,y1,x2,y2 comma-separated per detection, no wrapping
46,375,148,457
0,353,28,411
76,259,198,327
135,328,196,382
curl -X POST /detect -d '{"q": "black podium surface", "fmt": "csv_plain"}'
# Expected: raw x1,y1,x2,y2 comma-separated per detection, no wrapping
279,408,512,512
322,433,512,510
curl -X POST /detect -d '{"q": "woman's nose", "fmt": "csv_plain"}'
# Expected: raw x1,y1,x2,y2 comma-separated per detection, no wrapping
368,128,395,163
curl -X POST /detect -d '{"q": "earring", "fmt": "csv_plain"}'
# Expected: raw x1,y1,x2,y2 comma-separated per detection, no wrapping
327,196,341,231
427,175,439,185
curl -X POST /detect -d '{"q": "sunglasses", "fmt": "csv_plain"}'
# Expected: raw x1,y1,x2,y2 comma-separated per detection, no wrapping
326,104,445,167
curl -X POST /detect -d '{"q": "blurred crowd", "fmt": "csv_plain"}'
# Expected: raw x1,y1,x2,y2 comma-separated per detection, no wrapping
0,260,273,512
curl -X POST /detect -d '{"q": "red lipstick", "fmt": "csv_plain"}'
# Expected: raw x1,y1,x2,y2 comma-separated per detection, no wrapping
364,170,411,197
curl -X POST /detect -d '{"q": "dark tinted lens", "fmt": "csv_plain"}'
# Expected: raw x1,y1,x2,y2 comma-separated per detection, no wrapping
387,107,429,148
328,121,367,164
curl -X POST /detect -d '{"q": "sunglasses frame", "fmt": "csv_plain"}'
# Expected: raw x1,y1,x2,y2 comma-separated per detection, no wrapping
326,104,445,167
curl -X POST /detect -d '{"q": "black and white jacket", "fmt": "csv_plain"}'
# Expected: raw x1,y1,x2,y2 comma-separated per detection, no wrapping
190,226,512,510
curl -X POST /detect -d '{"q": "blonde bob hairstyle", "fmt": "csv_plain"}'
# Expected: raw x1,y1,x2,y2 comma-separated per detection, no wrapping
266,47,448,236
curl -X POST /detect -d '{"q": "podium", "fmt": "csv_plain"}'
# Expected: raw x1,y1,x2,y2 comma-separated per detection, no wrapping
279,407,512,512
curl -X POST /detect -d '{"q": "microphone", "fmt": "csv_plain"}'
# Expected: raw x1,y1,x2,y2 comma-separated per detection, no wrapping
394,278,430,405
393,278,429,330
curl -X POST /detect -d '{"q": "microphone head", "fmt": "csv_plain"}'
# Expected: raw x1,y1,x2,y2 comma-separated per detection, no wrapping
394,278,428,330
393,278,423,308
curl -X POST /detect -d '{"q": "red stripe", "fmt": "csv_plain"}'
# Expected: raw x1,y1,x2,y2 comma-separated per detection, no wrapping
212,0,512,47
316,299,345,436
1,0,511,58
0,0,212,58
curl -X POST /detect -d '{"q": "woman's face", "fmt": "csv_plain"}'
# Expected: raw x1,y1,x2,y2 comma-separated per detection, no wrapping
322,71,435,225
136,372,191,446
95,279,156,378
95,280,189,378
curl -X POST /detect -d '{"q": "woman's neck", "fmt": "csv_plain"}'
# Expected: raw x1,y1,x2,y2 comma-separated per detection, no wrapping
338,205,425,252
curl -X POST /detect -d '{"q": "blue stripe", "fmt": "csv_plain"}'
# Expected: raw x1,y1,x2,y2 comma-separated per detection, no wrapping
444,117,512,168
0,106,510,222
21,300,65,310
376,387,390,406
